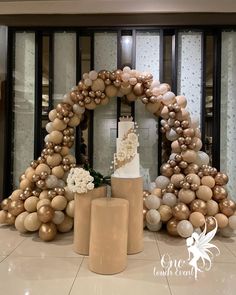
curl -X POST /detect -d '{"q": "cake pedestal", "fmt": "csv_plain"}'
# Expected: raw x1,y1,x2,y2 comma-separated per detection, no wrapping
73,186,107,255
89,197,129,274
111,176,143,254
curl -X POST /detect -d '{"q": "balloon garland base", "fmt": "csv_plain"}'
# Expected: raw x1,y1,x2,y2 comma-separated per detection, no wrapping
0,66,236,241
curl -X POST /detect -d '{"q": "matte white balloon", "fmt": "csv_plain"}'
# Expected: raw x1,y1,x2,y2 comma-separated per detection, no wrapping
155,176,170,189
145,195,161,210
177,220,194,238
195,151,210,167
162,193,177,207
146,209,161,225
220,226,235,237
229,215,236,230
146,221,162,232
166,129,179,141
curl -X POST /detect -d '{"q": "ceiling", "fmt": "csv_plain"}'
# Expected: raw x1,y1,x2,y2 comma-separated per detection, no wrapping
0,0,236,14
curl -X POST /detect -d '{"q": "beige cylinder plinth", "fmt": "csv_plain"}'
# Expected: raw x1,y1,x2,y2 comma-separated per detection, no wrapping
111,176,143,254
73,186,107,255
89,197,129,274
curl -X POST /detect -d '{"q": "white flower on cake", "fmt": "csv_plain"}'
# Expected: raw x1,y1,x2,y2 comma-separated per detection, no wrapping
67,167,95,193
127,133,139,145
116,150,127,161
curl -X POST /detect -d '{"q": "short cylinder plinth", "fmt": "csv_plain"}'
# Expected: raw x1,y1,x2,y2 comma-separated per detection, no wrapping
89,197,129,274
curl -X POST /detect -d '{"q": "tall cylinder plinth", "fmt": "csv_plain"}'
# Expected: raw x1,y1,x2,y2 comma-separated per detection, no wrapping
89,197,129,274
111,176,143,254
73,186,107,255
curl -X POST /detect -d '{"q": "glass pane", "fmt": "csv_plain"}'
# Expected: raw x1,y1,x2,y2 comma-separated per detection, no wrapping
0,26,7,197
53,32,76,156
42,35,49,116
80,36,91,164
177,31,202,122
135,31,160,183
53,32,76,107
204,36,214,164
93,32,117,176
13,32,35,188
121,33,133,68
221,31,236,201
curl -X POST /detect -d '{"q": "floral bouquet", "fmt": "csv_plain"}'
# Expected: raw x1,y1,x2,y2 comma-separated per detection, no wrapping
67,165,110,194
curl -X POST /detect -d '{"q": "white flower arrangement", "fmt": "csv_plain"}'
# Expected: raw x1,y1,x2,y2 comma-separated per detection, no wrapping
67,167,95,194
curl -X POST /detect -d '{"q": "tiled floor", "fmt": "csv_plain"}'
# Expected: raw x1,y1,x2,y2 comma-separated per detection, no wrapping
0,226,236,295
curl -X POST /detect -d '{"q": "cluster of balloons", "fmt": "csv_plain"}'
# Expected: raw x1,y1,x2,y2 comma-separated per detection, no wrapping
0,66,235,241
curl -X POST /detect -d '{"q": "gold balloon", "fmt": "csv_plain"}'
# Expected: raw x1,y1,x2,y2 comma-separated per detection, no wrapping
160,163,174,178
5,212,16,225
37,205,55,223
215,172,229,186
172,203,190,220
39,222,57,241
213,185,228,201
8,200,25,216
167,218,179,236
202,216,217,233
190,199,207,215
1,198,11,211
219,199,236,217
184,163,199,174
159,205,173,222
143,208,147,222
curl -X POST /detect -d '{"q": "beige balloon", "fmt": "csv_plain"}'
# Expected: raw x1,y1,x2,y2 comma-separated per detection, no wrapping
24,212,41,231
37,199,51,210
24,196,39,212
189,212,205,227
35,163,51,175
201,176,215,188
0,210,7,224
57,215,73,233
51,195,67,211
196,185,213,201
10,189,23,201
206,200,219,216
15,212,29,233
66,200,75,218
52,166,64,179
215,213,229,229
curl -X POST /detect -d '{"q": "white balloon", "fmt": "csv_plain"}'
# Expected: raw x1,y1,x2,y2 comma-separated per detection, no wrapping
177,220,193,238
44,135,50,143
162,193,177,207
155,176,170,189
45,175,58,189
220,226,235,238
169,153,177,160
166,129,179,141
63,93,73,105
145,195,161,210
57,179,65,188
146,209,161,225
228,216,236,230
89,70,98,80
146,221,162,232
52,211,65,225
73,104,85,114
46,122,54,133
162,91,175,105
195,151,210,167
150,80,160,90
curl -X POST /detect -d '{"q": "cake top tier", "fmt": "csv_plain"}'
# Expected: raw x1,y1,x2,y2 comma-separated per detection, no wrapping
118,116,135,139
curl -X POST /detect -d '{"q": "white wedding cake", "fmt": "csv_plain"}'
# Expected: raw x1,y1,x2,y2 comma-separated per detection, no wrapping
113,117,140,178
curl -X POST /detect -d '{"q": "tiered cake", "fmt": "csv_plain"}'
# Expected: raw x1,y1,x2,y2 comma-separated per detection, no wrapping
113,117,140,178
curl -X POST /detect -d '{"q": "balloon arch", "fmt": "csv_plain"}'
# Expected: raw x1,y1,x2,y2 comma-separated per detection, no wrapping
0,67,236,241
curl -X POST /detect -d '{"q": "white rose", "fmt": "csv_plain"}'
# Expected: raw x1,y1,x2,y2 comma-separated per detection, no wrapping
87,182,94,191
